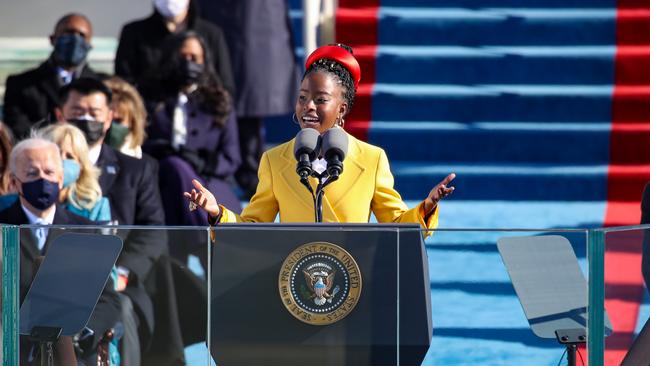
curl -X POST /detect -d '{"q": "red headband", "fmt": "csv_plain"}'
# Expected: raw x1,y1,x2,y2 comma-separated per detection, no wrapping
305,45,361,90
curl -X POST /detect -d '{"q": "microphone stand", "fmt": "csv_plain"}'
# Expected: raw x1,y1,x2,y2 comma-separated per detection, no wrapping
299,171,340,223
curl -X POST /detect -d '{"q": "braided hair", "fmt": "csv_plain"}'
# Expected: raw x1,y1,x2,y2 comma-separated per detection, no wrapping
303,44,356,114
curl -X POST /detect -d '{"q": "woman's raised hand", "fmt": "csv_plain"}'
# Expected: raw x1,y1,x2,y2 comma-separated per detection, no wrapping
423,173,456,215
183,179,221,218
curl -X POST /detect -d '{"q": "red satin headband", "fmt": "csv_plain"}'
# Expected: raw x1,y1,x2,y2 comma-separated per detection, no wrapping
305,45,361,90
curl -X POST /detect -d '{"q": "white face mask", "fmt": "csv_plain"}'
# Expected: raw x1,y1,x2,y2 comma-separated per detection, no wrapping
154,0,189,19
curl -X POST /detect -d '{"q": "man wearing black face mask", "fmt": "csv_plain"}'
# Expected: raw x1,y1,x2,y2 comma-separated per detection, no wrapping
0,138,121,364
3,13,103,139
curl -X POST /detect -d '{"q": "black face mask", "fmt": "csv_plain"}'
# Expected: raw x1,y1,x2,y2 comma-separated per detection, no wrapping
178,59,204,86
68,118,106,146
53,34,91,67
20,178,60,210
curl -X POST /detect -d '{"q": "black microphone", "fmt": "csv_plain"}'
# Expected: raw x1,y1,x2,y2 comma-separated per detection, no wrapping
322,128,348,178
293,128,321,179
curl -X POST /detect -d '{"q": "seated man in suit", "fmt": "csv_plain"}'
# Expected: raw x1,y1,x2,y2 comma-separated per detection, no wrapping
56,77,167,357
3,13,103,138
0,137,121,364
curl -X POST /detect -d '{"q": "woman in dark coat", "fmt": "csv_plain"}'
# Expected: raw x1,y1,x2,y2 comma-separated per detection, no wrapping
142,31,242,229
115,0,235,96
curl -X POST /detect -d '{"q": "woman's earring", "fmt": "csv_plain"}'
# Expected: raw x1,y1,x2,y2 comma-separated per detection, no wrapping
292,113,300,125
338,117,345,127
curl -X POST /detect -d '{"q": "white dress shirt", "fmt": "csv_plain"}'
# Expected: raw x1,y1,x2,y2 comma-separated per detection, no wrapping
312,157,328,175
172,93,190,150
56,67,74,85
89,143,102,166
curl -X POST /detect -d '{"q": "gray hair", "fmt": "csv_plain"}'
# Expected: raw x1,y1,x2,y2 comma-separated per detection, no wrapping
9,138,61,175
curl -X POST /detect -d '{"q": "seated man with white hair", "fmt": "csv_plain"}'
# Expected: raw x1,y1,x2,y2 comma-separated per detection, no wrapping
0,137,121,364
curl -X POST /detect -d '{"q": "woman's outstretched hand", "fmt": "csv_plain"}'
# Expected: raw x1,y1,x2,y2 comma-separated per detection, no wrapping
183,179,221,218
423,173,456,215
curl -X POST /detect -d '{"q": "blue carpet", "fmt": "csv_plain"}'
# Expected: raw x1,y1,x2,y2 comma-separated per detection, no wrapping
375,46,616,85
378,7,616,46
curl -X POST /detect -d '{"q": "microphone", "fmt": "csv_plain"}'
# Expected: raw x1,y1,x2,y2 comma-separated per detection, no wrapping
293,128,321,179
321,128,348,178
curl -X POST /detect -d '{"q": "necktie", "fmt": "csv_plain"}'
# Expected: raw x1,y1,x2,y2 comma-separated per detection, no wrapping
32,220,47,253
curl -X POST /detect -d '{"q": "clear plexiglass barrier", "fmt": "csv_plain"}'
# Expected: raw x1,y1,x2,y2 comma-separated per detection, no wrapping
1,223,645,366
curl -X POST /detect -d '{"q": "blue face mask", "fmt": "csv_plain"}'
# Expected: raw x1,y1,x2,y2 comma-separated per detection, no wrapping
62,159,81,188
53,33,91,67
20,178,60,210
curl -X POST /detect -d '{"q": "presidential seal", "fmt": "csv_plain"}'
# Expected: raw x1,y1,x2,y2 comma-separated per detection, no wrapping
278,242,362,325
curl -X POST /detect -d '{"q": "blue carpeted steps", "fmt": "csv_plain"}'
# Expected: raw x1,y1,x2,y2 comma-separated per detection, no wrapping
394,162,608,201
371,84,612,122
375,46,615,85
378,8,616,46
362,2,616,203
370,122,610,163
380,0,616,8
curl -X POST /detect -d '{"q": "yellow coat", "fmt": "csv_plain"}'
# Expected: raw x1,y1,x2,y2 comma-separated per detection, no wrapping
220,132,438,231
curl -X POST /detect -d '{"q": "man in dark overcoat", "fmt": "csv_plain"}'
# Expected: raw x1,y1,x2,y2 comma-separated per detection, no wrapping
115,0,235,95
3,13,103,138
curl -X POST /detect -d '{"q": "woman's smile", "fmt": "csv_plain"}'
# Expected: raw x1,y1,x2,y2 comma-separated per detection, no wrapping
301,114,320,127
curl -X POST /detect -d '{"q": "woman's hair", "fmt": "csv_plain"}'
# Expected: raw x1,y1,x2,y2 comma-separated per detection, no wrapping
104,76,147,149
0,122,13,195
142,30,231,127
303,43,356,114
37,124,102,211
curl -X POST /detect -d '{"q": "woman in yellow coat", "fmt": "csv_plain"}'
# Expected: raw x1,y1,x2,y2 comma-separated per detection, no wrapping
185,44,455,230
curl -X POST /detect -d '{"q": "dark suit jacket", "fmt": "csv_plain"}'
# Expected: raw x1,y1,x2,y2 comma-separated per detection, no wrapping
3,57,102,138
0,201,121,351
114,0,235,95
97,144,166,277
96,144,167,341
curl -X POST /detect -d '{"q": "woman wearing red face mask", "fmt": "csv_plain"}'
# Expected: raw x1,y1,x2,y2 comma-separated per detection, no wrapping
185,44,455,231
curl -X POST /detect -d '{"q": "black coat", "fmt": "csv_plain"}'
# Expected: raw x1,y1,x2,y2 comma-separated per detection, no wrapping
114,1,235,96
3,58,103,138
0,201,121,355
96,144,167,343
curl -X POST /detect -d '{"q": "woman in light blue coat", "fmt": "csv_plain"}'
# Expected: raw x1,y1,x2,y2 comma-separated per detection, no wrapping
38,124,111,222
